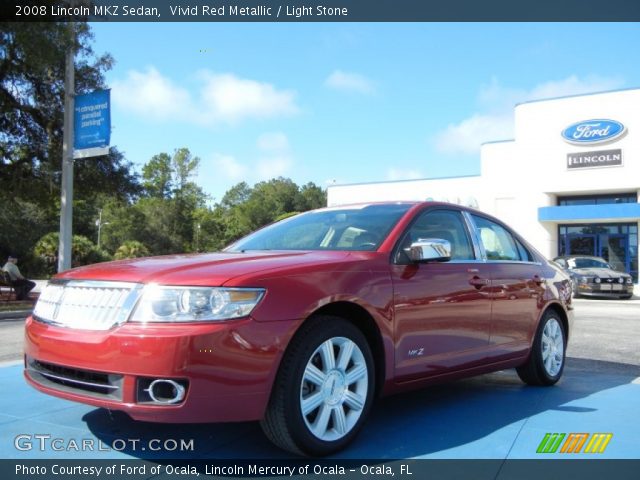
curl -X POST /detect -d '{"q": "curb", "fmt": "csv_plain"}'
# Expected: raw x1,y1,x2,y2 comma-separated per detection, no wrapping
0,310,31,320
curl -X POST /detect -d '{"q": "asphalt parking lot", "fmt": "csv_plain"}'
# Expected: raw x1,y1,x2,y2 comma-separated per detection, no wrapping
0,298,638,465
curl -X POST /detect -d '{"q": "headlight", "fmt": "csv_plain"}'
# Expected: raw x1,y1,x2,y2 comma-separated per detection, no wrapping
130,285,265,323
626,278,633,284
618,277,625,284
594,277,601,284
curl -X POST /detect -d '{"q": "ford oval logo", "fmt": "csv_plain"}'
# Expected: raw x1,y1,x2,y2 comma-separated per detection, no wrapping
562,119,625,145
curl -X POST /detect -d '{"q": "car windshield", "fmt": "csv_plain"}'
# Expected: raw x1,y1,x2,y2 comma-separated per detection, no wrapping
568,257,610,269
226,204,412,252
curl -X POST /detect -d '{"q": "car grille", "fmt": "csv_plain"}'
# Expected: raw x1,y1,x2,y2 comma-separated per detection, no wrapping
26,356,123,401
33,280,143,330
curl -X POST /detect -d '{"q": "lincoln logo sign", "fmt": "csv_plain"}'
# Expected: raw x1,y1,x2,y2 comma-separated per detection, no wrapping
567,149,622,169
562,119,625,145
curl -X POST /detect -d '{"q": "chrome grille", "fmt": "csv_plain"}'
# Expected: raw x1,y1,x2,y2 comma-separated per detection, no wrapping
33,280,142,330
26,356,123,401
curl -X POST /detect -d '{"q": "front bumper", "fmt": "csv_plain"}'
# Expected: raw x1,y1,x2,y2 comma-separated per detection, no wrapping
23,315,298,423
576,283,633,298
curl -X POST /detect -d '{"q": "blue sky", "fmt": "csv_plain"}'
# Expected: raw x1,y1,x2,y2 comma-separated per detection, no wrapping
90,23,640,202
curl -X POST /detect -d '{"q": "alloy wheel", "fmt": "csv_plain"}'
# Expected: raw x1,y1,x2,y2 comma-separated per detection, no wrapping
541,317,564,377
299,336,369,441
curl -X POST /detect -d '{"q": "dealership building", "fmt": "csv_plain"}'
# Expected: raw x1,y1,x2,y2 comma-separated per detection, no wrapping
327,88,640,287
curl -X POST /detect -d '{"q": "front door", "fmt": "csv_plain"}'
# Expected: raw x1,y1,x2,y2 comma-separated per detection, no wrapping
392,209,492,381
599,234,628,273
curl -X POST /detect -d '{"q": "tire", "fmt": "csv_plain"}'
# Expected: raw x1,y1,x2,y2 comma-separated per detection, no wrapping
516,310,566,386
260,315,375,456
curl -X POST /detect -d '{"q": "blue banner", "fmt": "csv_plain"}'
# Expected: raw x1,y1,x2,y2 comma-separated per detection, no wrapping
74,90,111,151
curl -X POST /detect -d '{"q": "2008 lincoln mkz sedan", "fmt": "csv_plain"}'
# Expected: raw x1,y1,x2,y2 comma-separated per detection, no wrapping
25,202,573,456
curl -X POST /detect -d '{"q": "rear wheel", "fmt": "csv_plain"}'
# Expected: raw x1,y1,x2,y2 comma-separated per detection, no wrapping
517,310,566,386
260,315,375,456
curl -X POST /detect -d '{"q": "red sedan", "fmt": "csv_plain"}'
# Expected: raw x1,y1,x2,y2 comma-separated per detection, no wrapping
24,202,573,456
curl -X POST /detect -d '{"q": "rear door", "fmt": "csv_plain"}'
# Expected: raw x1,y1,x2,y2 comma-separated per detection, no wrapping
391,208,492,381
469,214,545,361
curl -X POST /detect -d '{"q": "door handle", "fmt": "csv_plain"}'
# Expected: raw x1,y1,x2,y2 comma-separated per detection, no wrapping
469,276,489,289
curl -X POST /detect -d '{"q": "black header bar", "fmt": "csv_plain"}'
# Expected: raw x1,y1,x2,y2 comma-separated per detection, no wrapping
3,459,640,480
2,0,640,22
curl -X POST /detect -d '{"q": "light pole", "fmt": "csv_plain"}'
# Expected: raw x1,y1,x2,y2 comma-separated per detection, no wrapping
57,24,76,272
96,210,110,249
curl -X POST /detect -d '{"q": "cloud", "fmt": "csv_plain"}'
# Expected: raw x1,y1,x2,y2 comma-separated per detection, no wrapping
111,67,192,120
386,168,423,181
198,72,299,124
434,113,516,155
433,75,625,155
212,154,248,180
111,67,299,126
207,132,294,184
477,75,625,112
519,75,623,103
325,70,375,95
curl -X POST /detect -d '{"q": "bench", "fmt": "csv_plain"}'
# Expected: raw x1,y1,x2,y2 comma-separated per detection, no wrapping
0,270,16,302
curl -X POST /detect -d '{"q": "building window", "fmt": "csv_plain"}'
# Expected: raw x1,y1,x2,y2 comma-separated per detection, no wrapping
557,193,637,206
558,223,638,282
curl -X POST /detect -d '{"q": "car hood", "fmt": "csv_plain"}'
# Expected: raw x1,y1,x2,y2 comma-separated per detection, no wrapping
570,267,630,278
54,250,359,286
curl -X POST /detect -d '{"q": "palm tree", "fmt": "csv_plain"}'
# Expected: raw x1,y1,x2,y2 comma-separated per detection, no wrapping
114,241,150,260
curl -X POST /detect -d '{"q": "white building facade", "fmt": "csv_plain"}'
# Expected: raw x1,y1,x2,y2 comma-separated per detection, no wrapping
327,88,640,286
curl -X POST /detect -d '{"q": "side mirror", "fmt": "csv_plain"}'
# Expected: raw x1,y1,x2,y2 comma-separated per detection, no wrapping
404,238,452,263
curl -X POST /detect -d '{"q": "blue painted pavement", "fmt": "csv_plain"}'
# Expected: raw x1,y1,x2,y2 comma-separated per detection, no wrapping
1,357,638,460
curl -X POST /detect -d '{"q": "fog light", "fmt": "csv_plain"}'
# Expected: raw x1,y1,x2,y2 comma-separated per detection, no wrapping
149,380,184,404
137,378,188,405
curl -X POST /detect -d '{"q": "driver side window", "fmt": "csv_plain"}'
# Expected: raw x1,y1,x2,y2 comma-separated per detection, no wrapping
396,209,475,263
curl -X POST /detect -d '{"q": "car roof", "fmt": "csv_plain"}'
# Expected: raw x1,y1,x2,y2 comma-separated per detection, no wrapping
319,201,484,214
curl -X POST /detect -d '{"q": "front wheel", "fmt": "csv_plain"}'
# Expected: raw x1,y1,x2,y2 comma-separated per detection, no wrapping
260,315,375,456
516,310,566,386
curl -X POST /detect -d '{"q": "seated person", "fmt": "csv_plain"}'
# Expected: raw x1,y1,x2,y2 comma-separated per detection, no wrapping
2,254,36,301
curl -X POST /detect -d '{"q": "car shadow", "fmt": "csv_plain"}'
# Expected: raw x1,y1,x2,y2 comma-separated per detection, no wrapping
83,357,639,460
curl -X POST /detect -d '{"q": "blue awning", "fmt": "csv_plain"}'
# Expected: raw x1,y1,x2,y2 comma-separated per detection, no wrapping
538,203,640,222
